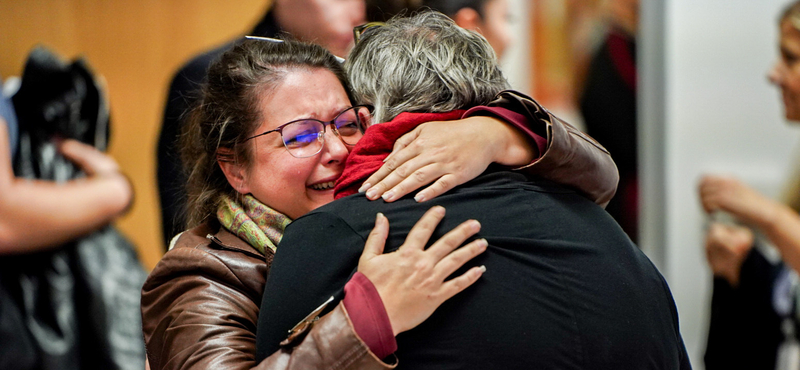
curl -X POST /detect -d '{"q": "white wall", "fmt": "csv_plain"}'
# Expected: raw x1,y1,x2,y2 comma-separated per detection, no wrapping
641,1,800,368
500,0,531,94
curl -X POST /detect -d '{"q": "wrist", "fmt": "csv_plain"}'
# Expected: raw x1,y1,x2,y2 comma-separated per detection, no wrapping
493,120,536,167
98,171,134,216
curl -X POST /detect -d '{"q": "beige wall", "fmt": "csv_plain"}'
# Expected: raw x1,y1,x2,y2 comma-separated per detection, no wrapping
0,0,270,270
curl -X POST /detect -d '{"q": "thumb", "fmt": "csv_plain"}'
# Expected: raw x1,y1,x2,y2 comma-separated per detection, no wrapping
361,213,389,262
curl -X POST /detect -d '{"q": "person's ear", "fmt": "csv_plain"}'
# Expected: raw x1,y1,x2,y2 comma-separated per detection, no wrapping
452,7,482,32
217,148,251,194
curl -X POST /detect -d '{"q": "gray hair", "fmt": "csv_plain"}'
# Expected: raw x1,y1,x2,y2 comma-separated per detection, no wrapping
345,11,510,123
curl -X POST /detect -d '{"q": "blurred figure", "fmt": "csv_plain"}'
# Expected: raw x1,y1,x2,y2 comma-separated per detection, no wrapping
1,57,137,369
701,1,800,369
578,0,639,242
420,0,513,58
0,81,132,253
157,0,366,248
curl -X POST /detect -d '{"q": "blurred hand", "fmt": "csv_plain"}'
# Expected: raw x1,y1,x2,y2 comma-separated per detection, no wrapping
58,138,133,212
699,175,777,227
59,139,121,176
358,206,487,335
360,116,533,203
705,222,754,286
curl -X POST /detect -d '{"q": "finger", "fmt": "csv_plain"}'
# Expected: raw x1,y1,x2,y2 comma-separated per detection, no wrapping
363,151,429,200
391,126,422,158
59,139,119,175
425,219,481,261
361,213,390,264
381,162,441,202
412,174,459,203
401,206,446,252
360,129,423,194
432,238,487,281
437,265,485,301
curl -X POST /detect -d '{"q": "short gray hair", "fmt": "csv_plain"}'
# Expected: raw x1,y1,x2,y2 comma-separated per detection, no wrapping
346,11,510,123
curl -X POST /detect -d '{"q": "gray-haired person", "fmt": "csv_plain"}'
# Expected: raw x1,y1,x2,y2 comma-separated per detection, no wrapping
257,12,690,369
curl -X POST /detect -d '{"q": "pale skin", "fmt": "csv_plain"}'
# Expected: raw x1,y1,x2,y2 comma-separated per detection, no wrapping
700,17,800,280
0,118,132,253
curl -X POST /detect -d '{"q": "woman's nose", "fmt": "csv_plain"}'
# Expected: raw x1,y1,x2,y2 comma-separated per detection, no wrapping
321,129,349,164
768,60,785,86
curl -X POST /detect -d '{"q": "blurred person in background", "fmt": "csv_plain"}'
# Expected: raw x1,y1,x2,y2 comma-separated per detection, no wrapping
1,66,135,368
578,0,639,242
701,1,800,369
419,0,513,59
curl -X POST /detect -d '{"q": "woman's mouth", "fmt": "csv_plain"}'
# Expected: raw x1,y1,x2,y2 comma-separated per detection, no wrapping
310,181,336,191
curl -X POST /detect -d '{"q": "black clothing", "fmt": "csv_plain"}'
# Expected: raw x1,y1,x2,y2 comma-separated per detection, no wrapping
257,170,691,369
704,247,789,370
156,10,281,247
579,29,638,242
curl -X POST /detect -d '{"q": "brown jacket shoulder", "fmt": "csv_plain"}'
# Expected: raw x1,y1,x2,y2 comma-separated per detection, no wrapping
141,222,393,370
490,90,619,207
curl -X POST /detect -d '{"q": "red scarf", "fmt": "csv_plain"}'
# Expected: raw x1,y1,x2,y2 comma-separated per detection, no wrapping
334,110,466,199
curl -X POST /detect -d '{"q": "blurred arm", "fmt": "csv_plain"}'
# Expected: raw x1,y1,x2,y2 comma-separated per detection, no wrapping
0,118,132,253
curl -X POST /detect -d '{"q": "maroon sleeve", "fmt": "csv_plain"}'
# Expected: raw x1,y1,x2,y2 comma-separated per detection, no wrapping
463,106,547,162
342,272,398,359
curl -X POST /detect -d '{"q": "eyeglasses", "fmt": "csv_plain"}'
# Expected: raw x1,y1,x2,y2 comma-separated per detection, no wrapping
242,106,372,158
353,22,385,45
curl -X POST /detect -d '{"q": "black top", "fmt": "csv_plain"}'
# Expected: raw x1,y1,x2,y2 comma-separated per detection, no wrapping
256,170,691,369
156,10,281,247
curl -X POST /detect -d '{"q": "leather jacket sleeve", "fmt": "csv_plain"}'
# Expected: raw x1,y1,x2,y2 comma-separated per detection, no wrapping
487,90,619,207
141,231,394,370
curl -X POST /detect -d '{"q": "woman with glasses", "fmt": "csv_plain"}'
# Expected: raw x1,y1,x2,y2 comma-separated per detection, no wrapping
141,35,617,369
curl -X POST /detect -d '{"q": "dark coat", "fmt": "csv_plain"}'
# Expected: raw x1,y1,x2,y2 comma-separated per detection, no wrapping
257,170,691,369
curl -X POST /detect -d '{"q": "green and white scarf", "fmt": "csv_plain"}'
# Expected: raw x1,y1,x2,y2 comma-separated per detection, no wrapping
216,194,292,255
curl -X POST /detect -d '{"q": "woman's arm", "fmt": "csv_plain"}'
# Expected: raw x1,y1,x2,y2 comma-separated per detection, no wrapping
700,175,800,274
142,241,392,370
359,90,618,206
144,209,484,370
0,119,132,253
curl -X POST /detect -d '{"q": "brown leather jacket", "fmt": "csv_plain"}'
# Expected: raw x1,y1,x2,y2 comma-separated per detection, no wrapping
489,90,618,207
140,91,618,370
141,223,394,370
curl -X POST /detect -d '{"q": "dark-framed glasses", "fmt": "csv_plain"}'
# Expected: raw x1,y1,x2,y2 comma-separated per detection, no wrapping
353,22,385,45
242,105,372,158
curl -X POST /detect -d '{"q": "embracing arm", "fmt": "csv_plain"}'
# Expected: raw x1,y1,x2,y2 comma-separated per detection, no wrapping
478,90,619,206
360,90,618,206
141,243,393,370
0,120,132,253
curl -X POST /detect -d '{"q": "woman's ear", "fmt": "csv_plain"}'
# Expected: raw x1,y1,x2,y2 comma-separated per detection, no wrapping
217,148,251,194
452,7,482,32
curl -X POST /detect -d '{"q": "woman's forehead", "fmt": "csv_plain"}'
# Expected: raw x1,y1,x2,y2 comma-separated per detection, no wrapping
257,68,350,126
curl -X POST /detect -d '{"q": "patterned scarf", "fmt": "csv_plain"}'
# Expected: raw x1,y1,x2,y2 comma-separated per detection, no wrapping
216,194,291,255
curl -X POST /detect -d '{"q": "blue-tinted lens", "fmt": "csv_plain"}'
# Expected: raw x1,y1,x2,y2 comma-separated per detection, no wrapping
282,120,324,156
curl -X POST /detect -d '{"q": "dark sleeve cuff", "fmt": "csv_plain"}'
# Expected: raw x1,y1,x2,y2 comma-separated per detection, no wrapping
463,105,547,161
343,272,397,359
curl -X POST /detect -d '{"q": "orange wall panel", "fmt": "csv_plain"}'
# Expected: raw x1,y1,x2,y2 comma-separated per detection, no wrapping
0,0,271,270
